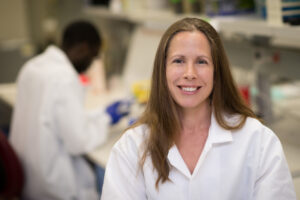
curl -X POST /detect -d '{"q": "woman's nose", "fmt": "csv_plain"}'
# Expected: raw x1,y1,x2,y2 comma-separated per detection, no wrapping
183,63,196,80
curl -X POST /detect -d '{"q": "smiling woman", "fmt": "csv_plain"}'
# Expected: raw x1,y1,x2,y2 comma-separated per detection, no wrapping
101,18,296,200
165,30,215,174
166,31,214,113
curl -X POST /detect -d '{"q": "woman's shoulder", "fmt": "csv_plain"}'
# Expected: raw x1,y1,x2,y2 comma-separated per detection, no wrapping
224,113,268,132
228,115,279,142
113,124,149,155
123,124,149,142
243,117,272,134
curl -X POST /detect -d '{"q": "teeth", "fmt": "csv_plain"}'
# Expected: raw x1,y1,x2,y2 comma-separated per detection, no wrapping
182,87,197,92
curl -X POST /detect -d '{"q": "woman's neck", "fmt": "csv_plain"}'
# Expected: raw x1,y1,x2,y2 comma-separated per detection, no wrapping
175,103,212,174
179,103,212,135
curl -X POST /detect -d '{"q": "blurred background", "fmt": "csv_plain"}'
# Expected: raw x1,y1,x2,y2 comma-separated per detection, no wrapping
0,0,300,197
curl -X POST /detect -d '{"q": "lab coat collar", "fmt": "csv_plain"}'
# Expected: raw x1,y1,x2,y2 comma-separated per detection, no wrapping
45,45,78,76
167,111,233,178
45,45,68,62
207,112,233,144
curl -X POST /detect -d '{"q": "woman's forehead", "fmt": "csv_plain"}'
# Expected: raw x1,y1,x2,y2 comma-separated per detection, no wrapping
166,31,211,57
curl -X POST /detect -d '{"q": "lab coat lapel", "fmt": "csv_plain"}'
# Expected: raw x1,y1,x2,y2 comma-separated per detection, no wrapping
192,113,233,177
167,145,191,178
167,112,233,179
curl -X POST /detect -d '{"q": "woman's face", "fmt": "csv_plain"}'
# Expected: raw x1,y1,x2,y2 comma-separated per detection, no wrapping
166,31,214,112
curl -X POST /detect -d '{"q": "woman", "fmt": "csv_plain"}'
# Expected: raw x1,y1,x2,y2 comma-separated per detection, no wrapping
101,18,296,200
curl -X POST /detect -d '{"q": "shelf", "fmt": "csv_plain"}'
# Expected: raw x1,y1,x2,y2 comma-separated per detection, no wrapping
212,17,300,48
83,6,206,29
84,6,300,48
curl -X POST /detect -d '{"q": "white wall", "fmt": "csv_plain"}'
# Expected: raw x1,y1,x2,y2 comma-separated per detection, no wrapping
0,0,29,42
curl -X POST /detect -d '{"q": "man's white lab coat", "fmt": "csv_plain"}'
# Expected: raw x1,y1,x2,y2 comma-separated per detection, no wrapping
9,45,110,200
101,113,296,200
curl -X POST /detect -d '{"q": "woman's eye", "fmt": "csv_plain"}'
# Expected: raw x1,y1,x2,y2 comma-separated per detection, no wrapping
173,59,183,64
198,59,208,64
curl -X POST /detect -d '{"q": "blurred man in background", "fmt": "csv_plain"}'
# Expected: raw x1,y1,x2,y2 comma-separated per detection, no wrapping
9,20,127,200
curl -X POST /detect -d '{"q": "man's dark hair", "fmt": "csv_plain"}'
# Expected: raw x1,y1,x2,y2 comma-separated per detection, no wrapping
62,21,101,50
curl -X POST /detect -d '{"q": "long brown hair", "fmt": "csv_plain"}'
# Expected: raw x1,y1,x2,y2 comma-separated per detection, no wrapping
131,18,256,188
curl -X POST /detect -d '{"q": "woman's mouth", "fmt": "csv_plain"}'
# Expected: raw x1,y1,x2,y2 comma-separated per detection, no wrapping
178,86,201,92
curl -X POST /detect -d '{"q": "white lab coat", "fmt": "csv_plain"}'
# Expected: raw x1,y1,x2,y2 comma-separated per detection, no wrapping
9,45,110,200
101,113,296,200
